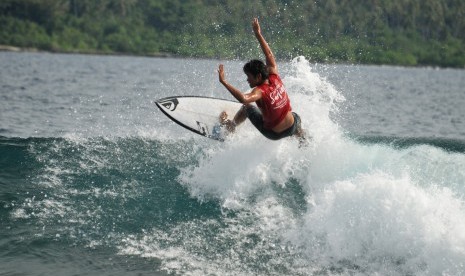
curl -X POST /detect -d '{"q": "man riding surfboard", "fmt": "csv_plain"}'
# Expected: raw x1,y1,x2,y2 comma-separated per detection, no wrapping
218,18,306,142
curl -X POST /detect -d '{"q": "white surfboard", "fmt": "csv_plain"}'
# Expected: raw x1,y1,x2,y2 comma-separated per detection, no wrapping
155,96,243,141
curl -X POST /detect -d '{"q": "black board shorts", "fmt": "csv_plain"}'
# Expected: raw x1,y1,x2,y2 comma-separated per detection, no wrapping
246,105,302,140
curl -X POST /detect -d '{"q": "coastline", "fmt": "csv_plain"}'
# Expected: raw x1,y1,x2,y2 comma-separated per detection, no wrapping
0,44,175,58
1,44,463,70
0,45,36,52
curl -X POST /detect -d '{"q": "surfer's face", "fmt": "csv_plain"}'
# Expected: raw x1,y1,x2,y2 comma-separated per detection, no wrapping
246,73,262,88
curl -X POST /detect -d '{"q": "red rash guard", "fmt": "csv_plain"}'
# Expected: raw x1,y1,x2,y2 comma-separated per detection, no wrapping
256,74,292,130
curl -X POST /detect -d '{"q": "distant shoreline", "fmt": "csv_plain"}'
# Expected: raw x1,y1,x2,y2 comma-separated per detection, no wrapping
0,45,35,52
1,44,463,70
0,44,175,58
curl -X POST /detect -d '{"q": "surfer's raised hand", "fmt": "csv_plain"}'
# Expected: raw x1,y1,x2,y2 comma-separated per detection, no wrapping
252,18,277,74
252,18,261,36
218,64,226,84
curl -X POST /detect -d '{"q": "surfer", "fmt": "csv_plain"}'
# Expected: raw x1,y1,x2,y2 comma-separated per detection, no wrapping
218,18,306,143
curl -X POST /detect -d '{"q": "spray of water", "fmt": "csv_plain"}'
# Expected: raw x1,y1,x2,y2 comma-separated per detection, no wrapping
169,56,465,275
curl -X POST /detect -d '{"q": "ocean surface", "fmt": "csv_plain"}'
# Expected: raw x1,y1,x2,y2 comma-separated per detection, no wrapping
1,52,465,275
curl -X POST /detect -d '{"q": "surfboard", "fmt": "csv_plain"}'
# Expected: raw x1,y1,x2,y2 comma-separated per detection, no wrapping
155,96,243,141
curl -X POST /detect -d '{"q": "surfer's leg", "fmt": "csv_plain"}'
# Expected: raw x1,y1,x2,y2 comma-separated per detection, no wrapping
219,104,250,132
233,105,249,126
245,105,271,138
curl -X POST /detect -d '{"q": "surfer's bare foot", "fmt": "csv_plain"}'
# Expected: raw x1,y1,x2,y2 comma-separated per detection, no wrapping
219,111,236,132
219,111,228,124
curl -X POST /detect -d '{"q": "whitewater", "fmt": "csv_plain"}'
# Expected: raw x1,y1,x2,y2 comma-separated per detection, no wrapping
1,52,465,275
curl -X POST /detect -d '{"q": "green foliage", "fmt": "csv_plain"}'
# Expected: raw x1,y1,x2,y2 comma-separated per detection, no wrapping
0,0,464,67
0,16,51,48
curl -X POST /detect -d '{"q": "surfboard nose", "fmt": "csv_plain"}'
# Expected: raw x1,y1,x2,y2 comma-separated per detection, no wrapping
157,98,179,111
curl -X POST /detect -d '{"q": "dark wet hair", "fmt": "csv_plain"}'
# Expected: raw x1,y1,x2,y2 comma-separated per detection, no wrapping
243,59,269,79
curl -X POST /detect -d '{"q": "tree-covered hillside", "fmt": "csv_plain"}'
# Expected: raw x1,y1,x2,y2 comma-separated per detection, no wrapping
1,0,464,67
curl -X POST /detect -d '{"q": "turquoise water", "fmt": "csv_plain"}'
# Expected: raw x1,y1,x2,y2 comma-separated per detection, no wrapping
1,52,465,275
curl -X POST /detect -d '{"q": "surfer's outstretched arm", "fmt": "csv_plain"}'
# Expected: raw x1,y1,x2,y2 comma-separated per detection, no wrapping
252,18,278,75
218,64,261,104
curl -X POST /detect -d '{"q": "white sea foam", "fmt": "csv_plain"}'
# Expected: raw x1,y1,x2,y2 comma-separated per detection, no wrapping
170,57,465,275
287,172,465,275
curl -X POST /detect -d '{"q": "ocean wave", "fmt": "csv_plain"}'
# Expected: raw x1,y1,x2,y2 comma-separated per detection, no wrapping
2,57,465,275
353,135,465,153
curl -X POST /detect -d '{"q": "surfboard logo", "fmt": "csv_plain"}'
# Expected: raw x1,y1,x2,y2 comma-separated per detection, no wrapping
159,98,179,111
